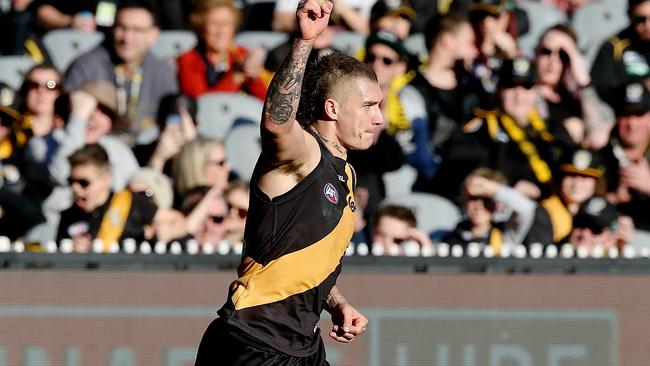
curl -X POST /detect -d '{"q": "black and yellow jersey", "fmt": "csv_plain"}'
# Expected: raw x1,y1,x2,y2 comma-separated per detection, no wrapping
218,133,357,357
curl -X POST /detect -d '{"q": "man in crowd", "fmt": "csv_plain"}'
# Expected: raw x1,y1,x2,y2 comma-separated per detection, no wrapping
57,143,185,252
591,0,650,107
64,0,178,147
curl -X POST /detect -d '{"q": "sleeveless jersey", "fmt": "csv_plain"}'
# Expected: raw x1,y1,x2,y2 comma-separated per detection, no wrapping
217,134,357,357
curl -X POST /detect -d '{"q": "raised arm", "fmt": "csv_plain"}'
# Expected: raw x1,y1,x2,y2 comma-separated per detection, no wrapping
261,0,332,166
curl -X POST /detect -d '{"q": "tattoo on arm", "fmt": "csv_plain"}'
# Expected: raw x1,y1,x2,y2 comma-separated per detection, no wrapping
326,286,348,311
265,40,312,125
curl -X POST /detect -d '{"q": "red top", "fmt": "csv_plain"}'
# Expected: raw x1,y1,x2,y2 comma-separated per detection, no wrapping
177,45,268,100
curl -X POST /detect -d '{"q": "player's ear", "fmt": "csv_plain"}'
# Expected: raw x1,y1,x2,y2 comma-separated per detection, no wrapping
323,98,338,121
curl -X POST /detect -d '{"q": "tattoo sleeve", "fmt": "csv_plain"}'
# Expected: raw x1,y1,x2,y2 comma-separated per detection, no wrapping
326,285,348,311
264,39,313,126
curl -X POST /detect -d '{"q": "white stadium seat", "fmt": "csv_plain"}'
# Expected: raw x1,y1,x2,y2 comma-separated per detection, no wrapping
196,92,263,141
42,30,104,72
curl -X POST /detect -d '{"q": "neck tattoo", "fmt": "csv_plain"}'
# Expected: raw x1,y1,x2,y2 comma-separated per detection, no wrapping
312,128,346,156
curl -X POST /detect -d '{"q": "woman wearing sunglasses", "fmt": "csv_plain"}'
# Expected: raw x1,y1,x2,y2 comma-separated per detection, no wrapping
535,24,614,150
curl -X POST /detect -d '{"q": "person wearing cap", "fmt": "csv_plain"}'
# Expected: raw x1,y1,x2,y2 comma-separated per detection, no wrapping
431,56,558,203
591,0,650,108
600,81,650,231
540,148,607,242
569,196,629,250
363,30,435,188
64,0,178,147
408,12,484,167
534,24,615,150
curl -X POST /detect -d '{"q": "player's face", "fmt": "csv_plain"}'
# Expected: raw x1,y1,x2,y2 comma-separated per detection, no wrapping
632,1,650,41
335,78,384,150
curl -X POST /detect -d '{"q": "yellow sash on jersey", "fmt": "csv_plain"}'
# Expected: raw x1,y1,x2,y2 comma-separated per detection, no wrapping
97,190,133,252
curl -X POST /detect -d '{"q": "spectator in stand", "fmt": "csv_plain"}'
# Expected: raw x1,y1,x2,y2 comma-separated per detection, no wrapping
452,0,524,94
371,204,434,255
369,0,415,40
541,148,609,243
23,81,140,244
57,143,186,252
17,65,64,141
65,0,178,147
433,57,557,203
363,30,435,188
272,0,378,34
534,24,615,150
223,179,249,246
0,0,49,62
601,82,650,231
569,196,630,251
591,0,650,108
442,167,537,251
408,12,484,171
171,137,231,204
139,93,197,168
0,104,46,240
178,0,267,100
181,185,230,247
128,167,174,209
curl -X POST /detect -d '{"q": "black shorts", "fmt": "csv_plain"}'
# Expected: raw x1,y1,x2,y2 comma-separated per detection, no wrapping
195,318,330,366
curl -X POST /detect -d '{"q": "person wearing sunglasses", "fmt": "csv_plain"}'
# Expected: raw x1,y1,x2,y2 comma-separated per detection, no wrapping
56,143,186,252
17,65,64,140
535,24,614,151
223,179,249,247
182,185,231,248
591,0,650,110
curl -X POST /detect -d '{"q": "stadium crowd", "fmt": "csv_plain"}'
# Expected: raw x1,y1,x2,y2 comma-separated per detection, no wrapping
0,0,647,256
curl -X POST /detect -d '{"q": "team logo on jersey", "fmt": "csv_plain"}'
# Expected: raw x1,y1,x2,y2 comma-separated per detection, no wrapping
323,183,339,204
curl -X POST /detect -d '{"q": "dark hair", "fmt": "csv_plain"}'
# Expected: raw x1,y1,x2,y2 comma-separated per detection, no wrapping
424,12,470,52
298,52,377,126
156,93,197,130
375,204,417,228
536,23,577,50
117,0,160,27
19,64,63,98
68,143,110,170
